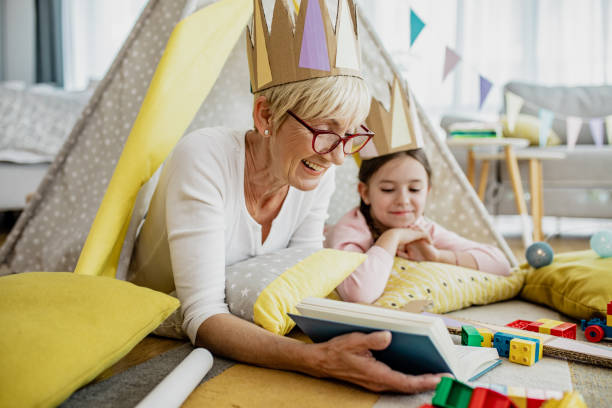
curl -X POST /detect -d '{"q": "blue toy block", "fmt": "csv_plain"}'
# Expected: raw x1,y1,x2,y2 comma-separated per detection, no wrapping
493,332,542,362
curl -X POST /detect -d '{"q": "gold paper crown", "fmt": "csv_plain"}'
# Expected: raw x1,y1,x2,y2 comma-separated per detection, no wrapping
247,0,362,93
358,77,424,160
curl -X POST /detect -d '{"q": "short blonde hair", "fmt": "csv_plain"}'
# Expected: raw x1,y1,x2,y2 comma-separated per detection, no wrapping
255,76,370,135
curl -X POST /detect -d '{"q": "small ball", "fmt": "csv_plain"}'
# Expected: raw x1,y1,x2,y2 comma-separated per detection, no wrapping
590,230,612,258
526,242,554,268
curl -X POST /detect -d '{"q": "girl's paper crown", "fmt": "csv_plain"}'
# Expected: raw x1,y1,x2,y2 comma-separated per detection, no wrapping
247,0,362,93
358,77,424,161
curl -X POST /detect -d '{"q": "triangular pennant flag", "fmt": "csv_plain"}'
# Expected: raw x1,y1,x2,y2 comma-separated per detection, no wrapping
410,9,425,47
478,75,493,110
538,109,555,147
299,0,331,71
442,47,461,81
335,0,360,70
565,116,582,150
505,91,524,133
589,118,604,147
606,115,612,145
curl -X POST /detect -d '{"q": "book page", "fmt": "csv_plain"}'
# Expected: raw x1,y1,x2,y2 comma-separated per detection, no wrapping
453,345,500,382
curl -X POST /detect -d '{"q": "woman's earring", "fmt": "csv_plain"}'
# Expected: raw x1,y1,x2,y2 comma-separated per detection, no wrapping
264,129,270,135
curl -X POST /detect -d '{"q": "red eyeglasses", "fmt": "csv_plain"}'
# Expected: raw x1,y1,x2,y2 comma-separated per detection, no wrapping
287,110,374,155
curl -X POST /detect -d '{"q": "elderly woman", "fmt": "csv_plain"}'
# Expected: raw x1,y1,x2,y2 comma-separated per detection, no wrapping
129,0,445,393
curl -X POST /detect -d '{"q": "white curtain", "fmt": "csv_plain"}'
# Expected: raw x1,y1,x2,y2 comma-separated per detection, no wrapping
62,0,148,90
359,0,612,117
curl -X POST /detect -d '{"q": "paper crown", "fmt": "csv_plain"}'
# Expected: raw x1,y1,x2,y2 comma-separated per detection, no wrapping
358,77,424,160
247,0,362,93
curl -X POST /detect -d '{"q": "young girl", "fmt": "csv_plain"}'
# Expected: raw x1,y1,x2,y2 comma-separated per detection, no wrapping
325,148,512,304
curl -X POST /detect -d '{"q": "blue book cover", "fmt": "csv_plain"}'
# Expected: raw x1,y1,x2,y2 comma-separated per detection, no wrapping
290,313,451,375
289,312,500,380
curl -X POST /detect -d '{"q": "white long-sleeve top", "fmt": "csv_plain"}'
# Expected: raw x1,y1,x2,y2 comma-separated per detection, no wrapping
129,127,335,344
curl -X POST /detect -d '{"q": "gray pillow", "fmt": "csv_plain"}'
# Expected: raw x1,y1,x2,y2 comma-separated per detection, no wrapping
152,247,321,340
225,247,321,322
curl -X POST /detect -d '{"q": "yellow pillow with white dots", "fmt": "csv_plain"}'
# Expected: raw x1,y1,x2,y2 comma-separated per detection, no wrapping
374,258,526,313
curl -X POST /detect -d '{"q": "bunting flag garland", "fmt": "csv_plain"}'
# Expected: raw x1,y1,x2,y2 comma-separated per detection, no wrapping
505,91,524,132
410,9,425,47
478,75,493,110
402,7,612,141
565,116,583,150
442,46,461,81
589,118,604,147
538,109,554,147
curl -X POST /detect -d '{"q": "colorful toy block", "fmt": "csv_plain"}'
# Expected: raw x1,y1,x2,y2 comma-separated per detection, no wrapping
493,332,513,357
607,314,612,327
470,384,572,408
432,377,473,408
418,405,435,408
525,388,546,408
506,320,533,330
505,319,576,340
507,386,527,408
494,332,542,362
607,300,612,315
461,325,484,347
539,391,586,408
467,387,516,408
509,338,537,366
476,328,493,347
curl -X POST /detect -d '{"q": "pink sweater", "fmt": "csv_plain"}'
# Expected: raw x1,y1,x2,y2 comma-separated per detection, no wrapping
324,208,512,303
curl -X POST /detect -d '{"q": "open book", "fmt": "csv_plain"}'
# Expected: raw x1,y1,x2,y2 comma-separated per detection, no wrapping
290,297,500,382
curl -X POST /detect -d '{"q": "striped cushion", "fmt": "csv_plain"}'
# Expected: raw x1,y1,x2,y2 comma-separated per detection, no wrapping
374,258,526,313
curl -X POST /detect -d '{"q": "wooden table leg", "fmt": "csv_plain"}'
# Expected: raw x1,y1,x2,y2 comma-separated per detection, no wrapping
529,159,543,242
467,149,476,187
504,146,531,246
478,159,490,202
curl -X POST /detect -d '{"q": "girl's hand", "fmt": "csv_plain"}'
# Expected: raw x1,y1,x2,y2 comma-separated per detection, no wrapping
398,239,440,262
307,331,448,393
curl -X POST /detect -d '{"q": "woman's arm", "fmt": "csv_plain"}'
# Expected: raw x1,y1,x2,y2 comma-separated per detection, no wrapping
196,313,445,393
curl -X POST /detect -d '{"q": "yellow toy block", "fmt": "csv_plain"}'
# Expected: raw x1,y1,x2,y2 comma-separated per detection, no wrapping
509,338,537,366
607,315,612,327
507,386,527,408
499,330,543,360
476,328,493,347
540,391,587,408
536,318,564,334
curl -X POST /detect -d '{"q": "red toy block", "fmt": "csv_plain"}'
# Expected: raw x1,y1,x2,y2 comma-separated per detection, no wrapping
550,322,576,339
506,320,533,330
468,388,517,408
607,300,612,315
418,405,435,408
526,388,547,408
525,321,543,333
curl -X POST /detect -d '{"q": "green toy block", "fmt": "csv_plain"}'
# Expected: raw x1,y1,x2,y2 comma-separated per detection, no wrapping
431,376,473,408
461,325,484,347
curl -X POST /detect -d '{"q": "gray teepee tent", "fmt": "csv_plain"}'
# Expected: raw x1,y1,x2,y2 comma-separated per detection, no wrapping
0,0,516,277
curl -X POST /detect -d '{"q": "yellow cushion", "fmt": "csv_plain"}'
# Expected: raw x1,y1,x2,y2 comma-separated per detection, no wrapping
0,272,180,407
501,114,561,146
520,250,612,319
374,258,526,313
253,249,366,335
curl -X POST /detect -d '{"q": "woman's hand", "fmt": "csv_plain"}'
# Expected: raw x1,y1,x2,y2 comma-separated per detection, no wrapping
305,331,447,393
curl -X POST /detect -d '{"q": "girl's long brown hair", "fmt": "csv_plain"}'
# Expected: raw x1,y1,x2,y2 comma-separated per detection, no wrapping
358,148,432,239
